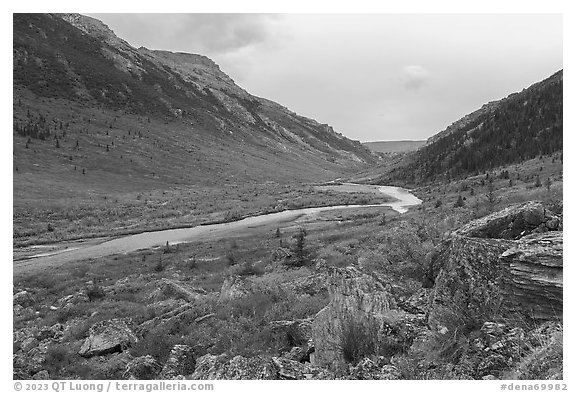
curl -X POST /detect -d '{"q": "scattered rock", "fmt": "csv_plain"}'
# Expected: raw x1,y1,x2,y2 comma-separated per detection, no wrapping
54,291,90,308
191,354,277,380
123,355,162,380
137,304,195,336
272,357,333,380
348,357,401,380
79,319,137,358
37,323,64,342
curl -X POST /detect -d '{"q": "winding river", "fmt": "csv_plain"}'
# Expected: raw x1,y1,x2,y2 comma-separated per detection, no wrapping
14,185,421,273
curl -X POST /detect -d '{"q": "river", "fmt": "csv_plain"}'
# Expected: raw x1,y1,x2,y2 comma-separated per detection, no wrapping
14,184,421,273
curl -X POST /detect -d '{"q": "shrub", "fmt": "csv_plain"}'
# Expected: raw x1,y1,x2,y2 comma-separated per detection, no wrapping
338,314,402,364
154,258,165,272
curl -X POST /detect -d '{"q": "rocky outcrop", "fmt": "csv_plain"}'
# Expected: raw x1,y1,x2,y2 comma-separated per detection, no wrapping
428,201,563,329
269,318,313,347
500,232,563,320
428,236,515,329
159,345,196,379
123,356,162,380
311,267,425,368
454,201,560,239
79,319,138,358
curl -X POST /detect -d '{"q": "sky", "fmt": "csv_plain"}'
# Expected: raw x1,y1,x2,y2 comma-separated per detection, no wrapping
88,13,563,142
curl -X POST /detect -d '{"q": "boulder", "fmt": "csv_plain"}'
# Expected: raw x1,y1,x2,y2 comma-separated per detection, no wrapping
123,355,162,380
191,354,277,380
79,319,137,358
453,201,560,239
282,341,314,363
54,291,90,308
159,345,196,379
13,291,35,307
269,318,313,347
310,267,423,368
37,323,64,341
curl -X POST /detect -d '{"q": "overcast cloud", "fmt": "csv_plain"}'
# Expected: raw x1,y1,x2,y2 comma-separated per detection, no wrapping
89,13,562,142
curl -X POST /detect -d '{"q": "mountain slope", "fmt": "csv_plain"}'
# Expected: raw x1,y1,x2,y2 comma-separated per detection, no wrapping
381,71,562,184
13,13,376,198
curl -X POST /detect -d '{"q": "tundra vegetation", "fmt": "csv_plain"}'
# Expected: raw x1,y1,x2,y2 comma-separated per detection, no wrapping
13,154,562,379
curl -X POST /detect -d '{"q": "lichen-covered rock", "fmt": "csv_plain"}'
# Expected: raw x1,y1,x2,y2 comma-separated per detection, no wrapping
78,319,137,358
191,354,277,380
348,357,401,380
37,323,64,342
272,357,334,380
123,355,162,380
54,291,90,308
159,345,196,379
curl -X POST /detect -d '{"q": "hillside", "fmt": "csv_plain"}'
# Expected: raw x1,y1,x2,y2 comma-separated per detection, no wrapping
377,71,562,184
363,140,426,154
13,13,376,195
12,13,381,246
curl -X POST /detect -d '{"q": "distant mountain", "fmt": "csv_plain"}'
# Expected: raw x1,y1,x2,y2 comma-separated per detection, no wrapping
382,70,563,184
13,13,376,192
363,140,426,154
